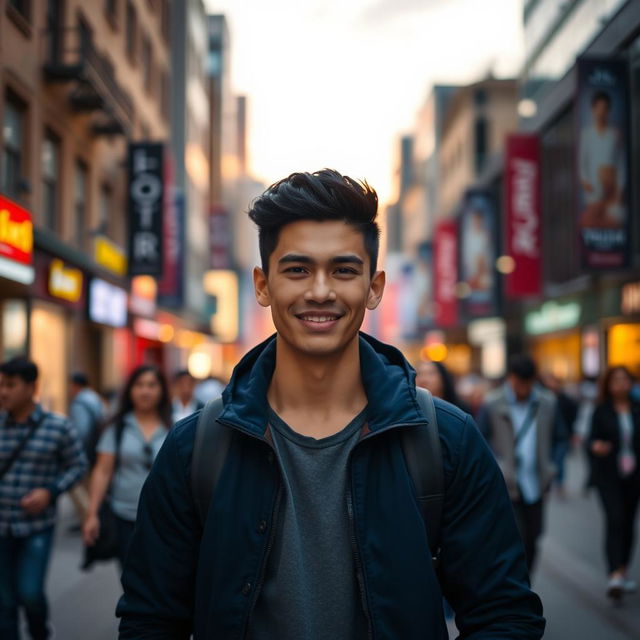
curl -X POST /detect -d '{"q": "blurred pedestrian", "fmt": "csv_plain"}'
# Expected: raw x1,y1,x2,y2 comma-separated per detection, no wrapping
172,370,203,423
67,372,105,526
541,373,578,498
478,354,567,573
193,374,225,406
588,365,640,601
0,357,87,640
82,365,172,568
416,359,471,414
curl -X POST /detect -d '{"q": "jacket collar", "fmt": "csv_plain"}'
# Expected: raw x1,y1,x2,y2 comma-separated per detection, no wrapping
219,332,427,439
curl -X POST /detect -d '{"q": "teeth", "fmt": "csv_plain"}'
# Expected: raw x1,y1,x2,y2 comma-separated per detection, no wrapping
300,316,336,322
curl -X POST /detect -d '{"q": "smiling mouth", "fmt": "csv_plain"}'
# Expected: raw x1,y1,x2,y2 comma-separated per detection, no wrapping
296,314,342,322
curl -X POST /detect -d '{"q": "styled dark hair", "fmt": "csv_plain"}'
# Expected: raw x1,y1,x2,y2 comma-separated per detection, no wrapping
0,356,38,383
109,365,173,430
173,369,192,382
247,169,380,276
598,365,634,405
70,372,89,387
508,354,537,381
591,90,611,109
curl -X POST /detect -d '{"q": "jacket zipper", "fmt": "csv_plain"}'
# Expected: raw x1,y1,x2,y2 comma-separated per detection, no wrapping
345,420,429,640
216,418,284,640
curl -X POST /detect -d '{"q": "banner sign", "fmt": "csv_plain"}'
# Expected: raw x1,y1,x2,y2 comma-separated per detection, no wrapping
505,134,541,298
209,204,232,269
127,143,164,276
460,190,498,318
0,195,34,284
89,278,128,328
434,220,458,328
576,56,631,270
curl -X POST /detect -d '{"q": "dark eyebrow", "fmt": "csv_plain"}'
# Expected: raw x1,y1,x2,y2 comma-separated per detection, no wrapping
277,254,364,266
330,255,364,266
278,254,314,265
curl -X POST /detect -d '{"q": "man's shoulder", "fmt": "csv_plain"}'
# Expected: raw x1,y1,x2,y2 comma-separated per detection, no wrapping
165,410,202,462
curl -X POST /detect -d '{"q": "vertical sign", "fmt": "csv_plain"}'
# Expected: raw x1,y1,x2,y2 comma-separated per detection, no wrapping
209,204,232,269
127,143,164,276
434,220,458,328
460,190,498,318
576,56,631,270
505,134,541,298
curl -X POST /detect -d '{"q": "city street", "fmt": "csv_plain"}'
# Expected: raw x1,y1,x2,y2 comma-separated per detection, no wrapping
40,449,639,639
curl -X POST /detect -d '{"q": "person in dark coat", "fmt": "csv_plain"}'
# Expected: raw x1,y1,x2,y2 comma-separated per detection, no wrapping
588,365,640,601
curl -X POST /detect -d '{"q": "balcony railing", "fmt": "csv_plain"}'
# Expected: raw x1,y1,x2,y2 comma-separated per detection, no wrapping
42,27,134,135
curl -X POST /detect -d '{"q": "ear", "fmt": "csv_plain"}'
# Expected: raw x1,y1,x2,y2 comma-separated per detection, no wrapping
253,267,271,308
366,270,385,310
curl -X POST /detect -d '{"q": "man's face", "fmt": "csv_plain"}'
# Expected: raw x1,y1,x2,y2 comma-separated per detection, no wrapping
0,375,35,414
592,99,610,124
508,375,534,402
175,375,195,402
254,220,385,358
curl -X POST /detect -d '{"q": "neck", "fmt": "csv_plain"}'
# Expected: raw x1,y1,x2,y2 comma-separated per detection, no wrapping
268,334,367,419
10,400,36,423
134,408,160,423
613,397,631,410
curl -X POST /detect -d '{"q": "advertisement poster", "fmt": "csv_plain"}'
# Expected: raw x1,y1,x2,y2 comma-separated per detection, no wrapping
504,134,541,298
576,56,631,269
127,143,165,276
434,220,458,328
460,190,497,318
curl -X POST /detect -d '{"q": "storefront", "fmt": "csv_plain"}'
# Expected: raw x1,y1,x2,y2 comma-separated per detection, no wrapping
602,280,640,378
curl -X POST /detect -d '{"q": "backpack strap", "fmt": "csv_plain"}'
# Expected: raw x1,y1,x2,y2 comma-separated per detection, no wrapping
401,387,444,570
191,397,228,526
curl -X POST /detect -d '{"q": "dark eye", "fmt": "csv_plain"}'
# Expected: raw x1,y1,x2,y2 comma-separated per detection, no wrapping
284,266,307,274
335,267,358,275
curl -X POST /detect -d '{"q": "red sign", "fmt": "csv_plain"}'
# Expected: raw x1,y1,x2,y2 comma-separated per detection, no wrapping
505,134,542,298
434,220,458,328
0,195,33,265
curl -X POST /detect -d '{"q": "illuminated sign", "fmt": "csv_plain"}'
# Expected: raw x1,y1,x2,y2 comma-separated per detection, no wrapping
48,259,83,303
130,275,157,317
95,236,127,275
0,195,34,284
89,279,127,327
621,282,640,316
524,301,581,336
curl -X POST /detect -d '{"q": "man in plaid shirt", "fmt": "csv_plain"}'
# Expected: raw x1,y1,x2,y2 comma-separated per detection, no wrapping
0,357,87,640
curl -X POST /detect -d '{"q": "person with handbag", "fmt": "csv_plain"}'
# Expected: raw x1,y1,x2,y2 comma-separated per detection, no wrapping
0,357,87,640
82,365,172,568
588,365,640,601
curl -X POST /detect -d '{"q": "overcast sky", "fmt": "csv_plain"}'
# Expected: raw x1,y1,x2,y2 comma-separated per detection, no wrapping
204,0,524,204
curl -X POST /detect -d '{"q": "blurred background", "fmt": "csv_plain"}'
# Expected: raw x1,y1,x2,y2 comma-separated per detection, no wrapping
0,1,639,638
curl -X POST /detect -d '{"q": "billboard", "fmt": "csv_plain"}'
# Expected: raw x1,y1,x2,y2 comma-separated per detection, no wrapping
504,134,541,298
459,190,498,318
127,143,165,276
433,220,458,328
576,56,631,270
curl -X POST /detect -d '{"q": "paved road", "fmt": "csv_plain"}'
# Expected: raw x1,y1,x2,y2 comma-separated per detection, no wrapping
39,449,639,639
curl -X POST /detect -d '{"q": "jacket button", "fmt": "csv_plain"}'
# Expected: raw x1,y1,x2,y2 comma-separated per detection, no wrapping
257,520,267,534
241,582,252,596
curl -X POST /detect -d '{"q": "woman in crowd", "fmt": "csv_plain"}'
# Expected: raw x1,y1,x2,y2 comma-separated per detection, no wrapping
589,366,640,601
82,365,173,567
415,359,472,414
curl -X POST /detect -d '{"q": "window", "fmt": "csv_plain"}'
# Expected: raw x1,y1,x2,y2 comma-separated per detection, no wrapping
8,0,31,21
99,184,111,236
41,130,60,230
142,35,152,92
74,161,88,249
126,1,137,62
2,96,25,199
474,117,488,175
105,0,118,26
160,70,170,119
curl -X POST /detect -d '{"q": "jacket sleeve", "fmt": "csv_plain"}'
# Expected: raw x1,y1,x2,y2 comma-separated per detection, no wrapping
439,415,545,639
117,422,200,639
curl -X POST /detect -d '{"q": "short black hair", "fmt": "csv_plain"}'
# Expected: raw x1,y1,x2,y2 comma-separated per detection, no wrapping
0,357,38,383
507,354,537,381
591,90,611,109
173,369,193,382
70,372,89,387
247,169,380,276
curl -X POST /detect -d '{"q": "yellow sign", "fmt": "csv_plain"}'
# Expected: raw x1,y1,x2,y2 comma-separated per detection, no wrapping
203,269,239,343
95,236,127,276
48,259,83,302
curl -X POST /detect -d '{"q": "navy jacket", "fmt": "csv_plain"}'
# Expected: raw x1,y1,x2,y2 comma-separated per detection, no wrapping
117,334,545,639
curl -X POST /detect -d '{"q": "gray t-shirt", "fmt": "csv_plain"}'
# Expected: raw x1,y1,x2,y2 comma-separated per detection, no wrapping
250,406,369,639
97,413,168,521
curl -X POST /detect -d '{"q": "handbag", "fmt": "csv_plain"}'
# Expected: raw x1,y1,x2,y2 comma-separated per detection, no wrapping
81,419,125,570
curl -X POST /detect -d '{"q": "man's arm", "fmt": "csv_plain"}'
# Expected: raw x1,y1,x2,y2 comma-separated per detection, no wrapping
439,415,545,639
117,420,200,639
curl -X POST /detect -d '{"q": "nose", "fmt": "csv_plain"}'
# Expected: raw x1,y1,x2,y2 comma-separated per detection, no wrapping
304,271,336,303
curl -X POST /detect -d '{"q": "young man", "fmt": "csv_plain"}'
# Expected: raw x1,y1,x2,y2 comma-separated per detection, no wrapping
171,370,204,423
118,170,545,638
0,357,87,640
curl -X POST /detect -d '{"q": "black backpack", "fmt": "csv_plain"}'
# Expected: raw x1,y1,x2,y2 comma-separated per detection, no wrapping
191,387,444,568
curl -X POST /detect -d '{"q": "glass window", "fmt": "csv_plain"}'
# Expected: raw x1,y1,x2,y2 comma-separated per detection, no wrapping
41,130,60,230
126,1,137,62
2,97,25,199
8,0,30,20
142,35,152,92
474,117,488,175
74,161,88,249
99,184,111,235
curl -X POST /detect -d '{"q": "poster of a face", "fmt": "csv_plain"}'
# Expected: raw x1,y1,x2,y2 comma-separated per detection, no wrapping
460,190,496,317
576,56,630,269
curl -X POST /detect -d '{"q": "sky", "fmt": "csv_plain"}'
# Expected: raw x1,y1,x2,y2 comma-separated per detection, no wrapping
204,0,524,205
